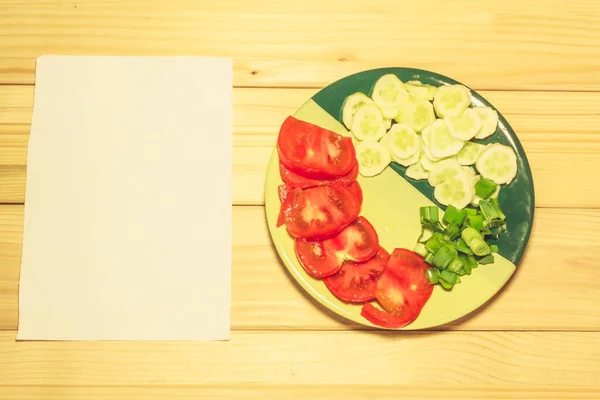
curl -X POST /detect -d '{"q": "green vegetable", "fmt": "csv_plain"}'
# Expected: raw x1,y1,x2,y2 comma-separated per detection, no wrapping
457,268,466,276
440,279,453,290
460,255,473,275
475,177,498,199
448,257,463,273
443,205,467,226
425,235,444,254
479,254,495,265
466,215,484,231
424,252,436,265
461,227,491,256
480,198,506,221
426,268,440,284
465,208,478,217
455,238,473,255
433,245,457,269
490,244,499,253
440,269,458,285
420,206,444,232
414,243,428,257
444,223,461,241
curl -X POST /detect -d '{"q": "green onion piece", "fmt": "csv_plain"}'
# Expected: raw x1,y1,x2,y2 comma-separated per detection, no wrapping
490,244,499,253
425,235,443,254
433,245,457,270
466,255,478,270
420,206,440,223
478,254,495,265
456,276,462,284
414,243,428,257
448,257,463,273
486,219,506,229
443,205,467,226
455,238,473,255
457,268,466,276
475,177,498,199
467,215,484,232
425,268,440,284
440,269,458,285
418,228,433,243
424,252,436,265
440,279,453,290
461,227,491,256
480,198,506,221
461,255,472,275
465,208,478,216
444,223,461,241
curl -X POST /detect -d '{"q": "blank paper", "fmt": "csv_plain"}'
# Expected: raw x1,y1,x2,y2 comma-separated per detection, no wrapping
17,55,232,341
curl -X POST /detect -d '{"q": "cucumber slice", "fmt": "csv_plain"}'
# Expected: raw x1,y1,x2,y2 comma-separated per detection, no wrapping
462,166,476,177
386,123,420,159
351,104,386,142
456,142,486,165
445,109,482,141
355,140,392,177
427,119,465,159
475,143,518,185
371,74,409,118
405,80,438,101
342,92,375,130
427,158,463,187
384,118,392,130
391,142,422,167
434,172,475,210
394,98,435,132
420,153,437,171
406,162,429,180
473,106,499,139
433,85,471,118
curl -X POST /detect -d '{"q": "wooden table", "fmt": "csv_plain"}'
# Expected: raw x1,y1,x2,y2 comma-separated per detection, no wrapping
1,0,600,398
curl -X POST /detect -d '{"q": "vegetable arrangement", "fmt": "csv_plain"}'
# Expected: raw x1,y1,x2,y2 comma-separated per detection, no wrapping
275,73,517,328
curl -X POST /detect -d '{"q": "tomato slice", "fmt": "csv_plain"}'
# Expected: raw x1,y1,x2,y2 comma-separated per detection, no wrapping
324,247,389,303
346,181,363,205
277,184,361,240
295,217,379,278
361,248,433,329
277,116,356,179
276,184,293,227
279,161,358,189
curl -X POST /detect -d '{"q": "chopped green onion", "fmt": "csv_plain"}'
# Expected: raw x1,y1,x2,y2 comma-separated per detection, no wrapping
440,279,453,290
461,227,491,256
460,255,472,275
433,245,457,270
457,268,466,276
440,269,458,285
448,257,463,273
466,255,478,270
424,252,436,265
444,223,461,241
425,235,443,254
466,215,484,232
414,243,428,257
421,206,439,222
443,205,467,226
480,198,506,221
475,177,498,199
425,268,440,284
455,238,473,255
465,208,478,217
456,276,462,284
490,244,498,253
478,254,495,265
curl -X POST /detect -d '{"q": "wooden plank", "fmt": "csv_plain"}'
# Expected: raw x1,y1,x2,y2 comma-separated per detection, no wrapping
0,330,599,386
1,384,598,400
1,205,599,331
1,86,599,206
0,0,600,90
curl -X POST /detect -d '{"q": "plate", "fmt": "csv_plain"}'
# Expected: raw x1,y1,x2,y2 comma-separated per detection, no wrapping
264,68,535,329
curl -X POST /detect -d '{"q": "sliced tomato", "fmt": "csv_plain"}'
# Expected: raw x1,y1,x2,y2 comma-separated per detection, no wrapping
279,161,358,189
277,116,356,179
276,184,293,227
346,181,363,205
277,184,361,240
361,248,433,329
295,217,379,278
324,247,389,303
327,216,378,262
295,239,342,278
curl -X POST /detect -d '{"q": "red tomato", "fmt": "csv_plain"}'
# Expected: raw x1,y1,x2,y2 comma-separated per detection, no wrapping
361,248,433,329
276,184,293,227
295,216,379,278
277,116,356,179
346,181,363,204
277,184,361,240
324,247,389,303
279,161,358,189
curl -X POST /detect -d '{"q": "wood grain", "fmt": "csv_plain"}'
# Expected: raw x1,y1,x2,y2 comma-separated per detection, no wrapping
0,0,600,90
0,330,599,386
2,205,599,331
1,86,599,206
0,385,599,400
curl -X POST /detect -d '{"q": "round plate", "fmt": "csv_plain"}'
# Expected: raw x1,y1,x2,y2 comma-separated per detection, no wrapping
265,68,535,330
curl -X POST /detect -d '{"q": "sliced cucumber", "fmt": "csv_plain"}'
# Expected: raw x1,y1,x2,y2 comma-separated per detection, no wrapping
434,172,475,210
475,143,517,185
394,98,435,132
433,85,471,118
342,92,375,130
445,108,482,141
391,141,421,167
386,123,420,159
355,140,392,177
456,142,486,165
371,74,409,118
473,106,499,139
351,104,387,142
405,80,438,101
462,166,476,177
384,118,392,130
406,162,429,180
427,158,463,187
420,153,437,171
427,119,465,159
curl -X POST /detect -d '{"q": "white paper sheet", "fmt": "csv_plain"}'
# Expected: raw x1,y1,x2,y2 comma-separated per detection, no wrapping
17,55,232,341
